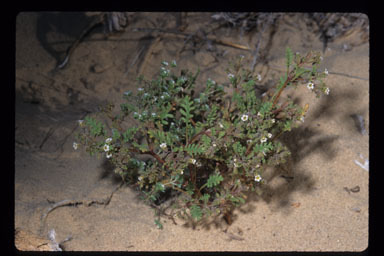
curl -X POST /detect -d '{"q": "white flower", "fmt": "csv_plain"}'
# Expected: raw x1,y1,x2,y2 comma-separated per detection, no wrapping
256,164,260,168
196,161,202,167
212,143,217,147
247,139,252,144
138,176,142,181
219,123,224,128
307,82,314,90
180,170,184,175
190,158,197,165
257,74,262,81
138,87,144,91
260,136,267,143
73,142,78,150
228,73,234,79
324,68,329,75
105,137,112,143
325,87,330,95
257,112,262,117
103,144,110,152
160,143,167,150
152,112,156,117
254,174,262,182
106,152,112,158
162,61,169,66
171,60,177,66
78,120,84,126
241,114,249,122
267,133,272,138
300,116,305,123
271,119,275,123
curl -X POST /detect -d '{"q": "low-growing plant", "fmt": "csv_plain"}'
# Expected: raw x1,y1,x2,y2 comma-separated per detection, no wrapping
74,48,329,228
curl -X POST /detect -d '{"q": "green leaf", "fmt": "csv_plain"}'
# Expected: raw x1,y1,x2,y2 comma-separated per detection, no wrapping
190,204,202,221
155,182,166,193
85,116,105,137
206,173,224,188
184,143,204,156
122,127,138,143
200,194,210,204
154,219,163,229
232,141,246,155
286,47,293,69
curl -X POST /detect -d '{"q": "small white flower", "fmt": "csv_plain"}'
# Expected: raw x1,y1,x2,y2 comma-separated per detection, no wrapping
208,78,216,85
241,114,249,122
162,61,169,66
106,152,112,158
256,164,260,168
152,112,156,117
228,73,234,79
219,123,224,128
103,144,110,152
105,137,112,143
78,120,84,126
160,143,167,150
325,87,330,95
212,143,217,147
324,68,329,75
307,82,314,90
234,162,239,168
138,87,144,91
300,116,305,123
271,119,275,123
73,142,78,150
254,174,262,182
171,60,177,66
257,74,262,81
247,139,252,144
138,176,142,181
260,136,267,143
180,170,184,175
190,158,197,165
267,133,272,138
196,161,202,167
320,56,324,61
234,158,237,162
257,112,262,117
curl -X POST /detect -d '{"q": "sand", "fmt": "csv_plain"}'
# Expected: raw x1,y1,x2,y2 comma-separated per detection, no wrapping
15,12,369,251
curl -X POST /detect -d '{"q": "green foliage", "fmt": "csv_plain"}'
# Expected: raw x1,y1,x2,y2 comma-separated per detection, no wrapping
206,173,224,188
75,50,329,228
85,116,105,137
184,143,204,157
190,204,203,221
286,47,293,69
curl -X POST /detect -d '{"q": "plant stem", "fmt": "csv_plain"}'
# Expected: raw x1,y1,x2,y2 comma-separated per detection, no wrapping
272,75,291,109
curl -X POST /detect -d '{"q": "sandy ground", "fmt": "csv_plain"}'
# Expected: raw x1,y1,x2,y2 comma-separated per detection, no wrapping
14,12,369,251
